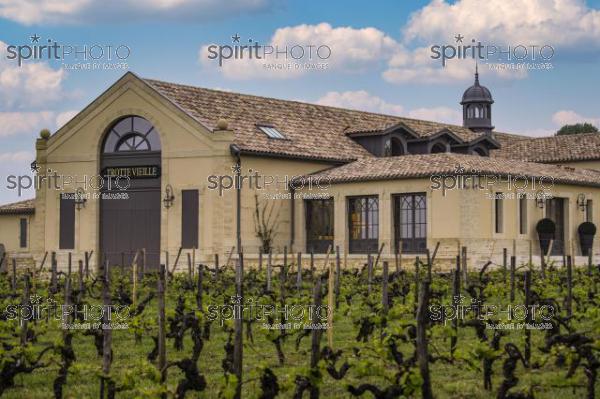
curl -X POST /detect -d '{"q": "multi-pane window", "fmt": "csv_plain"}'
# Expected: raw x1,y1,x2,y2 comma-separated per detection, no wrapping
103,116,161,153
305,198,334,253
394,193,427,253
348,196,378,253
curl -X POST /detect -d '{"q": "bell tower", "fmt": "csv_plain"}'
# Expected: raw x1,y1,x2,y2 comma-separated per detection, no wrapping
461,65,494,134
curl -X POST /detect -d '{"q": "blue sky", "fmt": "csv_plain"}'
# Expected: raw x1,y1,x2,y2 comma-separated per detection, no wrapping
1,0,600,203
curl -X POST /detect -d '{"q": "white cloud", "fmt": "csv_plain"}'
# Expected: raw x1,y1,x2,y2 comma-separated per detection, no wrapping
403,0,600,46
314,90,461,125
0,151,34,163
55,110,79,128
0,111,55,137
200,23,401,80
316,90,404,116
551,110,600,127
0,41,66,109
0,0,273,25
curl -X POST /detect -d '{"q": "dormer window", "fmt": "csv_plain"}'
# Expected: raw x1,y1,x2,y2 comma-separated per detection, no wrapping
258,125,286,139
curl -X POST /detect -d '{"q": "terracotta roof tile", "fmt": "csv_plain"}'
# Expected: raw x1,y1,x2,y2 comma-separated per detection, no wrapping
492,133,600,163
306,153,600,187
0,199,35,215
143,78,526,162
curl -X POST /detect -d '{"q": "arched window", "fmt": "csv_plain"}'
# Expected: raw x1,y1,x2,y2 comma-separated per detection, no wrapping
430,143,447,154
473,147,488,156
390,137,404,156
103,116,161,153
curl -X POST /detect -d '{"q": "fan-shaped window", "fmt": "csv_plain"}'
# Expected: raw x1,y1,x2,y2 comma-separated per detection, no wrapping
390,137,405,156
103,116,161,153
430,143,447,154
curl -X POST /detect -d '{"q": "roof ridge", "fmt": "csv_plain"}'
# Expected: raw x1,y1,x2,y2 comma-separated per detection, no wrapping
142,76,525,137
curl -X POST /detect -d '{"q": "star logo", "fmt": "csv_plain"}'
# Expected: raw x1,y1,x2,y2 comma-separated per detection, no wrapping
454,33,464,43
230,295,243,304
30,34,40,43
231,33,241,43
231,164,241,174
30,294,42,304
454,163,465,174
30,160,40,173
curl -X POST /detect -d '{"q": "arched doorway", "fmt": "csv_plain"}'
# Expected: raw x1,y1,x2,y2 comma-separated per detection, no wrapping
100,116,161,269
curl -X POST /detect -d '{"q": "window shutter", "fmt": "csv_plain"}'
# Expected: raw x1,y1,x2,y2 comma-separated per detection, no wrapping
181,190,199,249
59,194,75,249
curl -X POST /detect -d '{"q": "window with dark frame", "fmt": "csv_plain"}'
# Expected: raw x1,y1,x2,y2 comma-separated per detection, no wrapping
59,193,75,249
305,198,334,253
495,193,504,234
348,196,378,253
19,218,27,248
586,199,593,223
519,195,528,234
181,189,199,249
394,193,427,254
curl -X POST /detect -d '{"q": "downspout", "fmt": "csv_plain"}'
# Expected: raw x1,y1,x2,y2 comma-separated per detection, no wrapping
290,186,295,251
230,144,242,253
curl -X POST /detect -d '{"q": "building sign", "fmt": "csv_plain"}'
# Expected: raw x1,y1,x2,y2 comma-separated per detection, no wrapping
102,165,160,179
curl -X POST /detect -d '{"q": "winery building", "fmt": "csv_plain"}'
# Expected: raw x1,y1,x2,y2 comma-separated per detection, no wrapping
2,71,600,271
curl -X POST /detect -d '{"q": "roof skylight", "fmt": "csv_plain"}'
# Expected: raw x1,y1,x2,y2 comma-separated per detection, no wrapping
258,125,286,139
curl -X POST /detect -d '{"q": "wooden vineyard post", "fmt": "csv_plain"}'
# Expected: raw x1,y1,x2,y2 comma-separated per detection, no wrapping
528,240,533,267
283,245,288,280
11,258,16,294
78,260,84,302
416,279,433,399
187,253,193,284
50,252,57,293
524,270,532,366
267,252,272,292
259,251,263,271
132,258,138,308
382,261,389,314
451,269,460,359
164,251,169,284
157,264,167,397
367,253,373,295
461,246,468,285
335,245,341,299
310,249,315,279
310,277,323,399
84,251,90,279
196,264,203,310
233,253,244,399
297,252,302,291
414,257,420,309
67,252,72,278
566,255,573,317
503,248,508,285
21,273,30,346
455,255,461,290
510,256,516,302
192,248,195,280
214,254,219,280
395,245,400,273
328,260,334,348
426,248,432,281
100,261,113,399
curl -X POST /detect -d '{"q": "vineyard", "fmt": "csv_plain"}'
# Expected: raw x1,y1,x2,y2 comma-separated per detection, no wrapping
0,249,599,399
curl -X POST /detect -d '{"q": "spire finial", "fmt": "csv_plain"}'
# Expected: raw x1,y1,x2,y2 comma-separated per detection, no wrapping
474,62,479,85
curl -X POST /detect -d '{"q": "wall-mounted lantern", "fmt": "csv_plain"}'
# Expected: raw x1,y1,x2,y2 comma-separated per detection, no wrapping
577,193,587,213
535,190,545,209
75,187,87,210
163,184,175,209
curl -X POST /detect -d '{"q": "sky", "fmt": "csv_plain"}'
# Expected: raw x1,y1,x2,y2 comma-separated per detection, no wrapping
0,0,600,203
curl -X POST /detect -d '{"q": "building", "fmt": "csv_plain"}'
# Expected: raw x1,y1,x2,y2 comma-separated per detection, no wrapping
1,71,600,271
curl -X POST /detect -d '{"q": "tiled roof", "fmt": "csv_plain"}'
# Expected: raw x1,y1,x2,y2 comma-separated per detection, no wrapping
143,77,526,162
0,199,35,215
306,153,600,187
492,132,600,163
